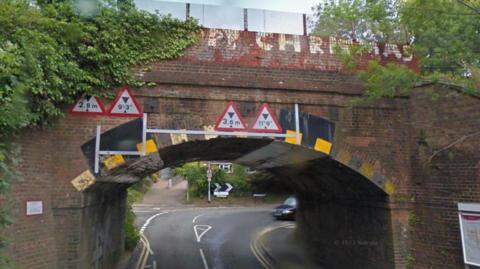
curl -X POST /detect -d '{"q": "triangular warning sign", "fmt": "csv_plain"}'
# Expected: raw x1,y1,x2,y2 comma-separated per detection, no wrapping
249,103,282,133
69,95,106,116
214,101,247,131
107,87,142,117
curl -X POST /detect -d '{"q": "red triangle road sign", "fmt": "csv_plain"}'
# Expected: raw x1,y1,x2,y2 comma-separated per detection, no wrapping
214,101,248,131
69,95,106,116
107,87,142,117
249,103,282,133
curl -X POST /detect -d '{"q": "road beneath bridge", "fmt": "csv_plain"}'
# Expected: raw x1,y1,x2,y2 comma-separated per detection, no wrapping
134,206,319,269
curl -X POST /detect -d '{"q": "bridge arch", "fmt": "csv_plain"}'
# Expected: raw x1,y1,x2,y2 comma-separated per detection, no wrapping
89,123,394,268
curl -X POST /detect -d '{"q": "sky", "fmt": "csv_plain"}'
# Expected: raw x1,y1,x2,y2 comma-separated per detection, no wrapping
149,0,321,14
134,0,322,34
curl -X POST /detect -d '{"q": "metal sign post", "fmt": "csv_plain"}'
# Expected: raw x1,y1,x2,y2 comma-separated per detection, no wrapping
207,162,212,203
92,104,301,174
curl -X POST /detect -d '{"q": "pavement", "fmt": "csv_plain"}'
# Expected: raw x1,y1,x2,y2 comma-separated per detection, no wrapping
141,177,188,207
132,179,320,269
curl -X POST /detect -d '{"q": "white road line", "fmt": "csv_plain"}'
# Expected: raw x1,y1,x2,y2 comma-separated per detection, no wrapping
199,248,209,269
139,212,168,234
194,225,212,243
192,214,203,223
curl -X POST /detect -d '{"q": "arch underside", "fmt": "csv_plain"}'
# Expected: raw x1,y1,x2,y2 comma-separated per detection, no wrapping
97,137,386,199
91,137,394,268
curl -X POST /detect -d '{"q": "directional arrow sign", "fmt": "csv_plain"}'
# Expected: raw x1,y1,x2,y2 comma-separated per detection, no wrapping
249,103,282,133
214,101,247,131
225,183,233,193
69,95,106,115
194,225,212,243
214,183,221,192
214,183,233,198
107,87,142,117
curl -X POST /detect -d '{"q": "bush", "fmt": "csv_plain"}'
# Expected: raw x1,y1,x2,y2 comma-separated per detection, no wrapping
124,203,139,250
124,179,152,250
175,162,254,198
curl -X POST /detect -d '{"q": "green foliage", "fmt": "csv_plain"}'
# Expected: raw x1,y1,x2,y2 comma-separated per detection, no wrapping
227,164,252,195
405,253,415,268
175,163,254,198
408,211,419,227
125,179,152,250
313,0,479,98
332,43,371,71
400,0,480,76
0,0,199,135
313,0,408,43
124,205,139,250
0,142,21,268
0,0,199,258
358,61,420,98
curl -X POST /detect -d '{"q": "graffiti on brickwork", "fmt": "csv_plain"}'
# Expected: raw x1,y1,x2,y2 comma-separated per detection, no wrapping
207,29,240,50
202,29,415,66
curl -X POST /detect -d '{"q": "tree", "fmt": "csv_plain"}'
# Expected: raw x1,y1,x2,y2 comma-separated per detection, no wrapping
313,0,408,43
312,0,480,96
0,0,199,263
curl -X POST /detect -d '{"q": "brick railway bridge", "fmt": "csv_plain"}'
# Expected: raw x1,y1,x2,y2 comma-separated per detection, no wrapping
6,29,480,269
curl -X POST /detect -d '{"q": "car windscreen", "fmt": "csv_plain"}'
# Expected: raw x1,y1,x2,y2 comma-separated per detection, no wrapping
283,197,297,207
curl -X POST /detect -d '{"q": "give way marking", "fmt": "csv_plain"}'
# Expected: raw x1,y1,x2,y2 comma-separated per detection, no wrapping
194,225,212,243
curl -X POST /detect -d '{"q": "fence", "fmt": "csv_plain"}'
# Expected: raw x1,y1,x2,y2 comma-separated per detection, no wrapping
134,0,316,35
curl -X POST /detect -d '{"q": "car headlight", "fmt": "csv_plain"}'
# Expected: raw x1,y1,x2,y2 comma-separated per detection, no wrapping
282,209,292,214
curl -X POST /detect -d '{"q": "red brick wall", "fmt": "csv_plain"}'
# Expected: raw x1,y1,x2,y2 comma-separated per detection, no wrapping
4,30,465,269
409,85,480,268
6,129,58,269
166,29,418,72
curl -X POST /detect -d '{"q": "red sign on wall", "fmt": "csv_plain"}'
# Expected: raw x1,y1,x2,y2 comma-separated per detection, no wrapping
214,101,247,131
107,87,142,117
69,95,106,116
249,103,282,133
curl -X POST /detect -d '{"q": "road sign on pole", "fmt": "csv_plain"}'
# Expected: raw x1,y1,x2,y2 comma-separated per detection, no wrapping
207,162,212,203
207,168,213,181
214,101,247,131
249,103,282,133
213,183,234,198
69,95,106,115
107,87,142,117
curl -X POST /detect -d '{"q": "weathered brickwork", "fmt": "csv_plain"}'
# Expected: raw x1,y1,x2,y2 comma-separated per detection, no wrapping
2,29,477,269
408,85,480,268
169,29,418,72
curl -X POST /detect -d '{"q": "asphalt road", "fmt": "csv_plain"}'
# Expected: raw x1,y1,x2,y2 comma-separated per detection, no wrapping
134,207,319,269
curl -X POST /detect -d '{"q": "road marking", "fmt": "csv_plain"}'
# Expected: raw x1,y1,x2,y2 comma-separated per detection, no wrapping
192,214,203,223
199,248,209,269
250,235,273,269
153,207,161,210
194,225,212,243
250,223,296,269
140,212,168,234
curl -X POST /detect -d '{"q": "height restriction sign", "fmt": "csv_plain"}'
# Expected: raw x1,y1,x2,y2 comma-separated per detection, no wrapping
214,101,247,131
69,95,106,116
249,103,282,133
107,87,142,117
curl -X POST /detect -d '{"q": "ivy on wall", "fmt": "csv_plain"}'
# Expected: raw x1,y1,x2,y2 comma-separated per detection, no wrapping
0,0,200,263
0,0,199,131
